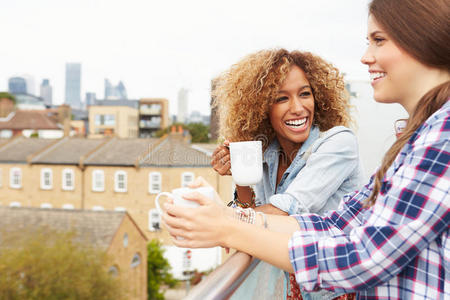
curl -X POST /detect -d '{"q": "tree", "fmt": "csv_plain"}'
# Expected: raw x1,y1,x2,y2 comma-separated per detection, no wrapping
154,122,211,143
0,92,16,104
0,229,125,300
147,239,178,300
186,122,210,143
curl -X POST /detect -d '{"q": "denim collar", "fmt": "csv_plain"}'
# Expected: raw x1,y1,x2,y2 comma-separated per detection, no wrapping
262,126,320,192
263,125,320,165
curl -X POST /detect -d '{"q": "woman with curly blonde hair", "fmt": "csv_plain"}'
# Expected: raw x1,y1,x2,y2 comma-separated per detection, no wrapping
210,49,364,299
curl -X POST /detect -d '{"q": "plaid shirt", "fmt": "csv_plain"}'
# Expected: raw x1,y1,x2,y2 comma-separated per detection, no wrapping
289,100,450,299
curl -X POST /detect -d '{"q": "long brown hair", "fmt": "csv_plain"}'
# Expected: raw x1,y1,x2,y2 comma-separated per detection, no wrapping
365,0,450,206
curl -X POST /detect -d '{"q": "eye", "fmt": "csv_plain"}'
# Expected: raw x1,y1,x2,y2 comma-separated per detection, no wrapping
275,96,288,103
299,91,312,97
374,37,385,46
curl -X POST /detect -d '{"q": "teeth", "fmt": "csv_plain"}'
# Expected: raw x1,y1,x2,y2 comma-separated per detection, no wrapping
285,118,306,127
370,72,386,81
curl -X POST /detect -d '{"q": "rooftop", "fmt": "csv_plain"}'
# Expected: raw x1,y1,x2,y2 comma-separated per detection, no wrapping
0,137,56,163
0,207,128,250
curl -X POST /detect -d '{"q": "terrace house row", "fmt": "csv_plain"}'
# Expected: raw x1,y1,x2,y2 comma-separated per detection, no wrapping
0,133,232,245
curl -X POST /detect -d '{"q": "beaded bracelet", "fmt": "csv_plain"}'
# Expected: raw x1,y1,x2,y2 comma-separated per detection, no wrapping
232,188,256,208
233,207,256,224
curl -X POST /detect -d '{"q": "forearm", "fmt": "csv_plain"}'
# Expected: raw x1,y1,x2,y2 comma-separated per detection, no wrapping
255,204,288,216
223,218,294,273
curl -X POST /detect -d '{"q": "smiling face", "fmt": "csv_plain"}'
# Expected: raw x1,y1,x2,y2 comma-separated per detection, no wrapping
361,15,438,114
269,65,314,154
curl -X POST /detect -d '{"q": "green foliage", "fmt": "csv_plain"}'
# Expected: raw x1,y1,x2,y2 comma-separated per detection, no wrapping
0,229,125,300
147,239,178,300
0,92,16,104
154,122,210,143
29,132,39,138
186,122,210,143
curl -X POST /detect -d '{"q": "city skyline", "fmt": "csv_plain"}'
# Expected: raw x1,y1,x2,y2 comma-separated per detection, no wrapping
1,0,371,115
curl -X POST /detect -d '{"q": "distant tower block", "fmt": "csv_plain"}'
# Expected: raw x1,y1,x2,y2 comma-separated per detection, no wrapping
65,63,82,109
40,79,53,106
177,88,189,123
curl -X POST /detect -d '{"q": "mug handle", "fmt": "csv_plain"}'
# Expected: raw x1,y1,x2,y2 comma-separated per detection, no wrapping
155,192,173,214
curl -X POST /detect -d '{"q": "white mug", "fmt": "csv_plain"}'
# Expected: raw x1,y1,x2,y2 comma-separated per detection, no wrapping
154,186,215,215
229,141,263,186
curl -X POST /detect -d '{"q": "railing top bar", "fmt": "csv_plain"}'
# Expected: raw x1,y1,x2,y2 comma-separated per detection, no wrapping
183,251,260,300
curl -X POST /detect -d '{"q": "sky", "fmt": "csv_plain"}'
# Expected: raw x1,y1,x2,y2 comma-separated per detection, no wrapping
0,0,371,115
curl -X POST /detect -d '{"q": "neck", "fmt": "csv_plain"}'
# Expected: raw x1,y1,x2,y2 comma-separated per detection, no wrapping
403,69,450,115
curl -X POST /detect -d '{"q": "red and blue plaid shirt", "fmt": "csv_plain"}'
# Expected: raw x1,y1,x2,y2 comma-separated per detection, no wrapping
289,100,450,299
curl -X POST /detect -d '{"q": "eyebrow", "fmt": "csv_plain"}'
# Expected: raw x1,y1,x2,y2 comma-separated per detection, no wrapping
367,30,384,40
278,85,311,93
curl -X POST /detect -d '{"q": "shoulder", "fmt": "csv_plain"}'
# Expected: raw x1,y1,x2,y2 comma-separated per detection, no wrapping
314,126,358,151
414,101,450,145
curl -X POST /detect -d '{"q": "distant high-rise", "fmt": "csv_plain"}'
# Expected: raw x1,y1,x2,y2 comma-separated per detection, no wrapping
8,77,27,94
65,63,81,108
40,79,53,106
85,92,96,107
104,79,127,100
22,74,36,95
177,88,189,123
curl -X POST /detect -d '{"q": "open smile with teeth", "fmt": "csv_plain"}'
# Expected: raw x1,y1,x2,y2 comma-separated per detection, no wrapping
370,72,386,81
285,118,307,128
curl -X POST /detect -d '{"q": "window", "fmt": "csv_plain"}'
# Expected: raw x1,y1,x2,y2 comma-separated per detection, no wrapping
9,201,21,207
40,203,52,209
130,253,141,268
92,206,105,211
181,172,194,187
148,208,161,231
94,114,115,126
40,168,53,190
9,167,22,189
114,207,126,212
92,170,105,192
148,172,162,194
123,233,128,247
62,168,75,190
108,266,119,277
114,171,127,193
62,204,74,210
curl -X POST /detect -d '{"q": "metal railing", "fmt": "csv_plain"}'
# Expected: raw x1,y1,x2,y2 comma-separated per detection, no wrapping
183,251,260,300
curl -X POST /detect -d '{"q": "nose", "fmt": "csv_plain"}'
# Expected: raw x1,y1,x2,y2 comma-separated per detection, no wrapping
360,46,374,65
289,97,304,114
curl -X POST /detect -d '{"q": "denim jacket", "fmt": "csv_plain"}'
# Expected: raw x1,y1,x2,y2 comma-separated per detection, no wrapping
255,125,364,215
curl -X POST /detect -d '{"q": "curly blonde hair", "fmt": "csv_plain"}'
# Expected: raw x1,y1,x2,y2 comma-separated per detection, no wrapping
212,49,352,149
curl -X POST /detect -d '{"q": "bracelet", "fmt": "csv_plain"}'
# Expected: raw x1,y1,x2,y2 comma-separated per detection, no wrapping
233,188,256,208
256,212,268,229
234,207,256,224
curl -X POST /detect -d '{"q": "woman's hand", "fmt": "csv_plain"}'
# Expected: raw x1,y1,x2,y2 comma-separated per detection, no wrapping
211,140,231,176
162,191,231,248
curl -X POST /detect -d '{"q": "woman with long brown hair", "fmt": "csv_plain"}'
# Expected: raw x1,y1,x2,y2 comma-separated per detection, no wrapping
163,0,450,298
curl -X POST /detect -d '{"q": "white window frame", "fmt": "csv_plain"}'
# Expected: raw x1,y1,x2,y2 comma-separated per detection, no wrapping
62,204,75,210
114,207,126,212
92,205,105,211
181,172,194,187
40,168,53,190
148,208,161,231
62,168,75,191
114,170,127,193
9,167,22,189
9,201,21,207
40,203,52,209
92,170,105,192
148,172,162,194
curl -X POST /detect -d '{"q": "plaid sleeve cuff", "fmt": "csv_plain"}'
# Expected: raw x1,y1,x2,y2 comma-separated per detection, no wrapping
289,231,320,291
